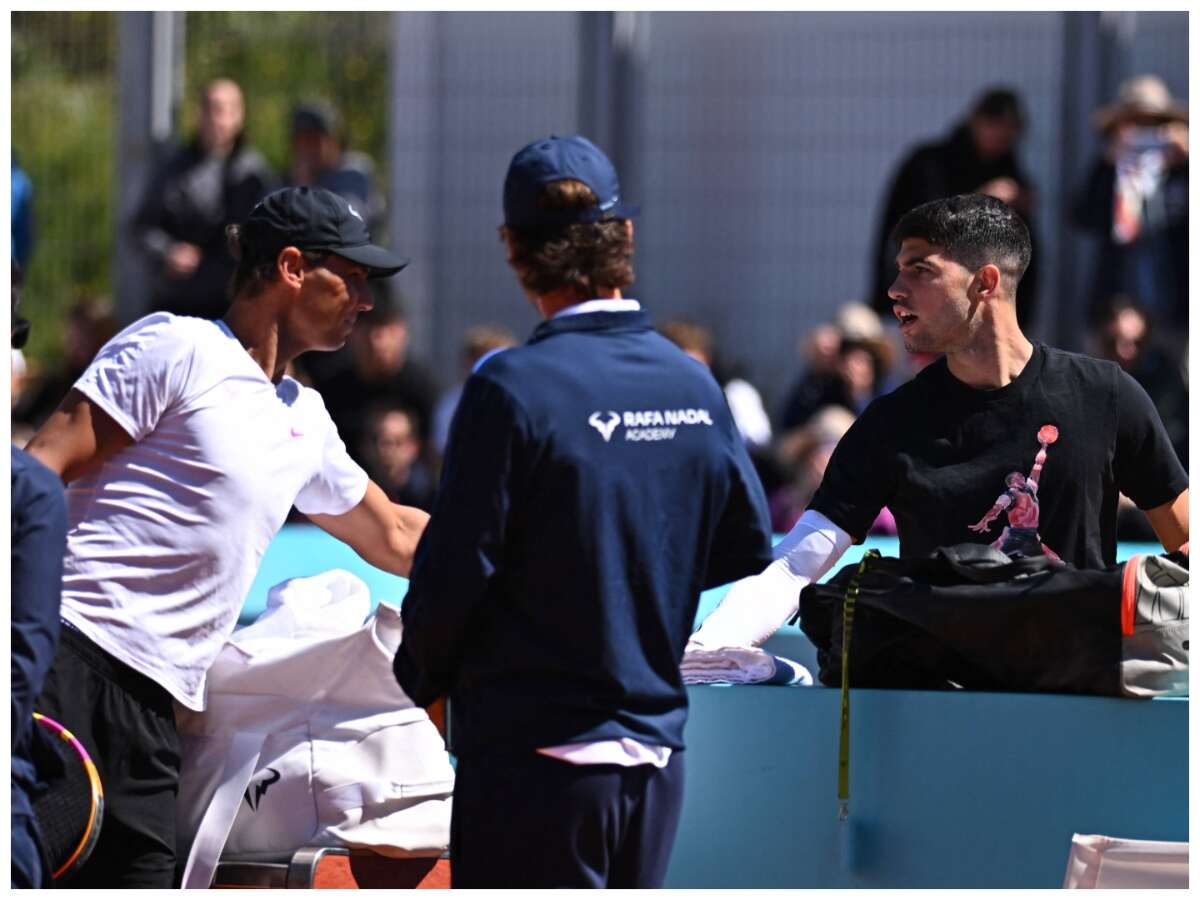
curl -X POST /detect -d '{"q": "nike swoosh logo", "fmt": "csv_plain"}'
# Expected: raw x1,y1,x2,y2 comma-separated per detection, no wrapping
290,428,304,438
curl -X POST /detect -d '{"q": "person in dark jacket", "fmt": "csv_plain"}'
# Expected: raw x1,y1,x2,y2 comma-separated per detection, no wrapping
132,78,277,320
393,135,774,889
10,271,68,889
1070,75,1188,340
287,101,385,235
869,87,1040,328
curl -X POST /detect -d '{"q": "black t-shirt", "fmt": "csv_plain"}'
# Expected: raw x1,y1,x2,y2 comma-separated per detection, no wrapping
810,343,1188,569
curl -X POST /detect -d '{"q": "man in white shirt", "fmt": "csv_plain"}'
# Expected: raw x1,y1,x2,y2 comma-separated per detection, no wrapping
25,186,429,888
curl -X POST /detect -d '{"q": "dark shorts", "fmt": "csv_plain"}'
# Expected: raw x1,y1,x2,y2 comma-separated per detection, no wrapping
34,623,182,889
450,748,685,888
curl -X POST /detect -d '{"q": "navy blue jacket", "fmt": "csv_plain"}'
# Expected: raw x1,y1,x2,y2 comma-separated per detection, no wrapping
11,448,66,847
394,310,773,757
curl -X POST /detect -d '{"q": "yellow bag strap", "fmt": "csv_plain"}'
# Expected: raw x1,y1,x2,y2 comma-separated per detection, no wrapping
838,549,879,821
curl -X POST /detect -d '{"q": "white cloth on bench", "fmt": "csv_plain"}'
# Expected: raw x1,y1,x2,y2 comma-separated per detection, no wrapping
175,569,453,889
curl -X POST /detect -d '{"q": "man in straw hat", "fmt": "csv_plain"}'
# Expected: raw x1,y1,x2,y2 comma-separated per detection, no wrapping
687,193,1187,654
1072,74,1188,333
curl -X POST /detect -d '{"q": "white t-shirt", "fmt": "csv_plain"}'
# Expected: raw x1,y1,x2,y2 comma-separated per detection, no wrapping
61,313,369,710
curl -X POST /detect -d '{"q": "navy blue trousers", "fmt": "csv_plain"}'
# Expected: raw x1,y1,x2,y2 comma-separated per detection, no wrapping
11,810,45,888
450,749,685,888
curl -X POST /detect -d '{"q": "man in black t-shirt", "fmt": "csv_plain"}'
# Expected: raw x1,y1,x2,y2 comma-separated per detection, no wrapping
690,193,1188,651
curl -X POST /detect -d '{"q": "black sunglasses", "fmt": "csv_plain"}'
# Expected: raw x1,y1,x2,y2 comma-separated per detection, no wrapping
12,317,31,349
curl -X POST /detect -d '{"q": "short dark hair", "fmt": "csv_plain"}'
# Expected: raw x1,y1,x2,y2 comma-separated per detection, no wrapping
972,87,1024,127
225,224,328,300
892,194,1031,289
502,179,634,298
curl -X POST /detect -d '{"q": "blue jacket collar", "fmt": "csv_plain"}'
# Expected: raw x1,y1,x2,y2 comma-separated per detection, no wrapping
529,309,650,343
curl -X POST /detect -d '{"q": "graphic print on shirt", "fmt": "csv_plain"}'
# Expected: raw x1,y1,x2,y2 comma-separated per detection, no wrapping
967,424,1062,561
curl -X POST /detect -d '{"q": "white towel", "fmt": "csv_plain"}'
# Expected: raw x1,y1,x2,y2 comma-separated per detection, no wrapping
681,646,812,686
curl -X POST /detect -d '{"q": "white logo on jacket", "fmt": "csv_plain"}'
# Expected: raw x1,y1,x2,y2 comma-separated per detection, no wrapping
588,408,714,443
588,411,622,442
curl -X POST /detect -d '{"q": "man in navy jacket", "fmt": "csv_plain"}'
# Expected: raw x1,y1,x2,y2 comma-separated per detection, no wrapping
11,272,68,888
394,135,773,888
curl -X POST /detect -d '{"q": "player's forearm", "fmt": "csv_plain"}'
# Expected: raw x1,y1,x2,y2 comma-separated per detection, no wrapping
691,509,851,648
310,484,430,578
369,504,430,577
1146,489,1189,554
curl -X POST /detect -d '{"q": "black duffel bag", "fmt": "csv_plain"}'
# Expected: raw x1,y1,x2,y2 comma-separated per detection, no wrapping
797,543,1188,696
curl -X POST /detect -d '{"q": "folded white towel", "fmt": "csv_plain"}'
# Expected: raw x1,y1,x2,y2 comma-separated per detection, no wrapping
681,646,812,686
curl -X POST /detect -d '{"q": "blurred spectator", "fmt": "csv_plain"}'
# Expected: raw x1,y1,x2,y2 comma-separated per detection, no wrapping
12,297,116,432
358,403,438,512
658,318,773,450
801,322,842,379
10,264,33,447
284,99,390,391
288,100,385,233
431,324,517,457
1071,75,1188,342
314,291,440,465
869,87,1040,328
12,155,34,268
769,404,896,536
659,318,783,497
778,302,896,432
1092,296,1188,469
132,78,277,320
1090,294,1188,542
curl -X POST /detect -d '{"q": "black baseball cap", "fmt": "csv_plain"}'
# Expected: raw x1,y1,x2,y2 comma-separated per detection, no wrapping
242,186,408,279
503,134,639,230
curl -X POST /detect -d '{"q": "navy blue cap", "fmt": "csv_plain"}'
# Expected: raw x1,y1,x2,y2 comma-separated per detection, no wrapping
242,186,408,279
503,134,640,230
